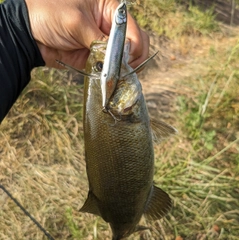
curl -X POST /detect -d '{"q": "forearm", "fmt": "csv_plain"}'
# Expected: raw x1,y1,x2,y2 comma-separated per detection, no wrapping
0,0,44,123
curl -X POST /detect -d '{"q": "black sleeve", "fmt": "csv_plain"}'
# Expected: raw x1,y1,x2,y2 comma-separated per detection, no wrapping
0,0,45,123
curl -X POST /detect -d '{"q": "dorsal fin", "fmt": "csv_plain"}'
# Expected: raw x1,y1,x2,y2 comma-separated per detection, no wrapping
144,186,172,220
150,118,177,143
79,191,102,217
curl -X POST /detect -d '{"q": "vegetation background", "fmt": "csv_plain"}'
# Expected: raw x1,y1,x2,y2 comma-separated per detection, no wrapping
0,0,239,239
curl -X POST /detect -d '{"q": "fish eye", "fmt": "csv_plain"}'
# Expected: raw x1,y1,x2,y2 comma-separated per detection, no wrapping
119,9,126,15
94,61,103,72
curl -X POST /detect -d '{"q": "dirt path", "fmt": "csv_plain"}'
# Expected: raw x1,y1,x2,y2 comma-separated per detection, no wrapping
139,33,201,123
140,29,238,125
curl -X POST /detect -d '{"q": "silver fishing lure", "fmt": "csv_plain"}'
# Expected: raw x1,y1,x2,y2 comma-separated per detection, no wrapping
100,2,127,111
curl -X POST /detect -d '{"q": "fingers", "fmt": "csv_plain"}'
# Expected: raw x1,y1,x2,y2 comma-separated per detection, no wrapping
37,42,90,69
60,8,106,50
33,0,149,69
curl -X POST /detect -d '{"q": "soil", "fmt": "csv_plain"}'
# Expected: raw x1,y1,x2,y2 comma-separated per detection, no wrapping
138,33,199,124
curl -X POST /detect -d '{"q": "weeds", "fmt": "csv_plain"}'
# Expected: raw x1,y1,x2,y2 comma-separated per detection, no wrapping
129,0,219,37
163,21,239,239
180,5,219,35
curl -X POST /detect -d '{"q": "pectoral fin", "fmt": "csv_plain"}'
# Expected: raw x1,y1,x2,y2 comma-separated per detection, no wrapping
79,191,102,217
150,118,177,143
144,186,172,220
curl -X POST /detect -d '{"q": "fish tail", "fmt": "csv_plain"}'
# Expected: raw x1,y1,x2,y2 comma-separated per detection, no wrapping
112,234,122,240
112,237,121,240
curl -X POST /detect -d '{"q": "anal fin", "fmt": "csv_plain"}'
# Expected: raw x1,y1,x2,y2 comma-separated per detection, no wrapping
144,186,172,220
79,191,102,217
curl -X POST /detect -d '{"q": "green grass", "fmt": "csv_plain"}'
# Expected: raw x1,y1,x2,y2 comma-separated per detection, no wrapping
129,0,219,37
0,1,239,239
158,32,239,239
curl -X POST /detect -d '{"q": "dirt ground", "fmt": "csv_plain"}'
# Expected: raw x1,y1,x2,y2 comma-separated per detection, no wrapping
138,26,238,126
138,33,203,125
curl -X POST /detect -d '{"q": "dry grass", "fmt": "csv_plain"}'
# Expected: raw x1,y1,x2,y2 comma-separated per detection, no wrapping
1,1,239,239
0,69,89,239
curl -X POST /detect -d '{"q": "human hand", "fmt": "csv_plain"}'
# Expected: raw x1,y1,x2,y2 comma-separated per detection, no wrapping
25,0,149,69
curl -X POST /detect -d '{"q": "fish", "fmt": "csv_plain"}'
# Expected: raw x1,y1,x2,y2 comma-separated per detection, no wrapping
100,1,127,110
78,40,177,240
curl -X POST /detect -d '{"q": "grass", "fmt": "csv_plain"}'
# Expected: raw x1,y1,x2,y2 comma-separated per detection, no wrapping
1,0,239,239
129,0,219,37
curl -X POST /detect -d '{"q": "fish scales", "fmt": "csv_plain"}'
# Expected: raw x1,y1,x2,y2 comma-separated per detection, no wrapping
80,41,174,239
84,77,153,218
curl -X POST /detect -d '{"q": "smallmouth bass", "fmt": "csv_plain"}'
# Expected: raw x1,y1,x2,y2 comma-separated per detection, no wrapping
80,41,176,240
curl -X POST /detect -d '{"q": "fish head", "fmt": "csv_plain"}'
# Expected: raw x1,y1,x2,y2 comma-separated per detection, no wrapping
87,41,143,120
85,41,107,75
106,41,143,119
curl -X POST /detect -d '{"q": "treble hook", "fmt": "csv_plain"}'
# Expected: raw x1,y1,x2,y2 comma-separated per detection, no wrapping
102,107,121,126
